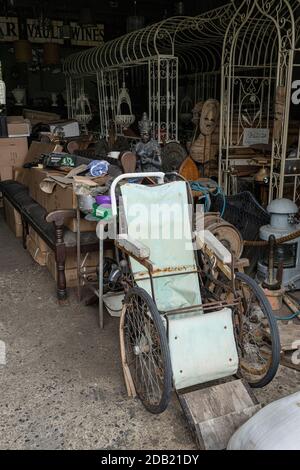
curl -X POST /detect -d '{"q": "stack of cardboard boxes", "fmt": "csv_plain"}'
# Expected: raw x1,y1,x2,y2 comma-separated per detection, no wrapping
3,198,23,237
0,136,28,181
2,139,99,287
26,226,49,266
0,116,30,207
26,225,99,288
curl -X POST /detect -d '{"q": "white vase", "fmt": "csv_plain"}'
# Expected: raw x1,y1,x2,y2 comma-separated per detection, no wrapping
51,92,58,107
12,88,25,106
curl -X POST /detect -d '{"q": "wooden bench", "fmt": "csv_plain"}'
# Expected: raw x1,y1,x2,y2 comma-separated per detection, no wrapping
0,180,99,302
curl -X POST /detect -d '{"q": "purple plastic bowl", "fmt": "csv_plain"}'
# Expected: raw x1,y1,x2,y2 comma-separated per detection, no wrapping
95,195,111,205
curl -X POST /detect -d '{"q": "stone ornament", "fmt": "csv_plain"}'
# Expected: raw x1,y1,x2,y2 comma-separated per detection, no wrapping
200,99,220,136
190,99,220,171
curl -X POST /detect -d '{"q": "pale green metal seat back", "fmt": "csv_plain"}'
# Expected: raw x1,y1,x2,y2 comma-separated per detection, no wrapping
120,181,202,311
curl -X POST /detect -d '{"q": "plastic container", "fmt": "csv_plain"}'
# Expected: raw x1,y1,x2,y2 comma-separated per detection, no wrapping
78,194,95,213
88,160,109,177
227,391,300,450
95,195,111,205
108,151,120,159
92,203,112,220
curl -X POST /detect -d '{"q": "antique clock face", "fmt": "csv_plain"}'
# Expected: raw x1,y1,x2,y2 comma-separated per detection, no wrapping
161,141,187,172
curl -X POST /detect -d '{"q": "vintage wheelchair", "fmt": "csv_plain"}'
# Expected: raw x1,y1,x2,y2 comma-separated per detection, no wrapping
97,172,280,414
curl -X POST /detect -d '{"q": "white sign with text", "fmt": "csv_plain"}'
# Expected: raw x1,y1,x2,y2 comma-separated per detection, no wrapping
243,128,270,146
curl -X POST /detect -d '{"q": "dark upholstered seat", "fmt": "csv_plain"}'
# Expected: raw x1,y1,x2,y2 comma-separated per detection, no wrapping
0,179,99,300
0,180,98,249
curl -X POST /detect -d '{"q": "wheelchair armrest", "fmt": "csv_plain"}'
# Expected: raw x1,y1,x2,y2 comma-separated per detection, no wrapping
116,235,150,259
115,235,153,273
195,229,232,265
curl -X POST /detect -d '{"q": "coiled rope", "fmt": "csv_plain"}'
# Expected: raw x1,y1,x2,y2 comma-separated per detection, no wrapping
190,181,226,217
244,229,300,246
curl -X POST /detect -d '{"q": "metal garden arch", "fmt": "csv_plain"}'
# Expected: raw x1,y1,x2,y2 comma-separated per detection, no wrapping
219,0,300,202
63,4,235,144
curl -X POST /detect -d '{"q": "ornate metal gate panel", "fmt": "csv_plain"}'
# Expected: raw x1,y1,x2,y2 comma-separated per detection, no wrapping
220,0,299,202
149,56,178,142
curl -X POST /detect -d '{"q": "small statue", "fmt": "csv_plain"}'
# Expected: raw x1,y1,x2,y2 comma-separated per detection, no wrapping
134,113,162,172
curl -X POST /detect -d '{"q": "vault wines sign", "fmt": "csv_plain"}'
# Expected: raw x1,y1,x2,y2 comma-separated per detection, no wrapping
27,20,104,46
70,22,104,46
0,17,104,47
0,17,19,41
26,19,64,44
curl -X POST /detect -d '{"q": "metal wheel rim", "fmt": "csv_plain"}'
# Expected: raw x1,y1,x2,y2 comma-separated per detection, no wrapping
124,294,166,408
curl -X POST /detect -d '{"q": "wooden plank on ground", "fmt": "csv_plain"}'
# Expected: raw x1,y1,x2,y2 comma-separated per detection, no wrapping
178,379,260,450
277,322,300,351
281,350,300,371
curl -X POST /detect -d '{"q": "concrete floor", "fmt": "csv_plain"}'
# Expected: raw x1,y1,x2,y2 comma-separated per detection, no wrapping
0,211,300,450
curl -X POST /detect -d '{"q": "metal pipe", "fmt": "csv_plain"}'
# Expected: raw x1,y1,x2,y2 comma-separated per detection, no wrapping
98,223,104,329
268,234,275,286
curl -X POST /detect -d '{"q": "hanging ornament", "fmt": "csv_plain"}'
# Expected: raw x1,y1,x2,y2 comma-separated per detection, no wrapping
115,78,135,129
75,93,92,133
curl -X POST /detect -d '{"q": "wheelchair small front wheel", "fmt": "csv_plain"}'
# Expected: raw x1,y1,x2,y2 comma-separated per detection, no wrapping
121,287,172,414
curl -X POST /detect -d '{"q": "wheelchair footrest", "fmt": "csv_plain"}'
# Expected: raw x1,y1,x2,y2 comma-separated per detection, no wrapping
178,379,261,450
168,308,239,390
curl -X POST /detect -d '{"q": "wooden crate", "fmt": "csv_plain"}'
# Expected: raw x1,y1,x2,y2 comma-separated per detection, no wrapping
46,250,99,288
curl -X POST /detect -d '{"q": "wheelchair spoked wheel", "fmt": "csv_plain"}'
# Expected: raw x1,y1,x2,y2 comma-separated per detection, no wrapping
234,272,280,388
121,287,172,414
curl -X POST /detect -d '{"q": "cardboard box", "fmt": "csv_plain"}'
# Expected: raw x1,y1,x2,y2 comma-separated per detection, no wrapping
0,137,28,181
7,116,31,137
24,141,57,164
26,234,49,266
65,217,97,233
28,167,76,211
23,109,60,126
49,120,80,138
13,167,32,186
3,197,23,237
13,141,58,186
0,166,14,181
46,250,99,288
26,227,50,266
28,226,49,253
